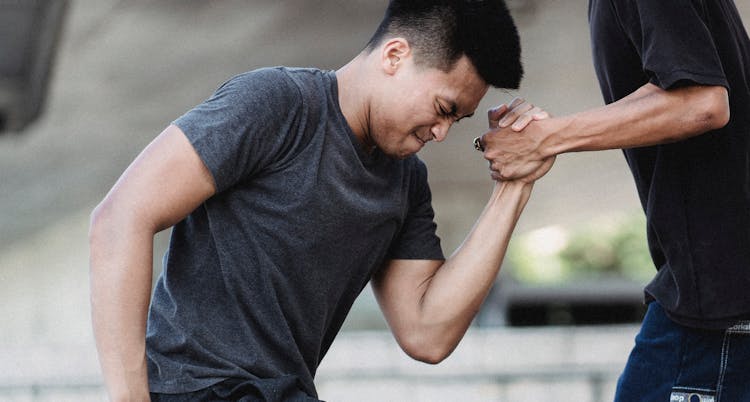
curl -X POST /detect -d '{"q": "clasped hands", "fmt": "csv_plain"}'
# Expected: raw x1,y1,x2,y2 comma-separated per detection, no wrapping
476,98,556,183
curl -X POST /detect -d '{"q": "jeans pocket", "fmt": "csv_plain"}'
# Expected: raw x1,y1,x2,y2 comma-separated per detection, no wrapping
716,322,750,402
670,387,716,402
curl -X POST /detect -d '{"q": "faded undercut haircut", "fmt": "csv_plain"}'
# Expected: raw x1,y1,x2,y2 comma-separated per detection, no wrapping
365,0,523,89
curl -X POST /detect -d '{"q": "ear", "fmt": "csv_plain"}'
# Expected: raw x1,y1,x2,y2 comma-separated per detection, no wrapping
380,38,412,76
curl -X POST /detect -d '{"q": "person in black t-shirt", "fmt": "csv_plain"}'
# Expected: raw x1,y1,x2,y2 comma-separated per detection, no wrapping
479,0,750,400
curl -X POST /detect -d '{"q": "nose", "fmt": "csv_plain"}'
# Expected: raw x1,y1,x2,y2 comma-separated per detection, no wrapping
430,120,451,142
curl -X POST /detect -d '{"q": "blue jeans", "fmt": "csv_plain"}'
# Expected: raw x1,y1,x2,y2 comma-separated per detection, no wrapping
615,302,750,402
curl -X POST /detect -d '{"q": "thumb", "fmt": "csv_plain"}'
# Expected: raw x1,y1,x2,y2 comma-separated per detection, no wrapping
487,104,508,129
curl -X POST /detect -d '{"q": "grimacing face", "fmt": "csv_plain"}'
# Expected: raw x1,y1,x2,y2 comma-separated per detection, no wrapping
369,55,489,159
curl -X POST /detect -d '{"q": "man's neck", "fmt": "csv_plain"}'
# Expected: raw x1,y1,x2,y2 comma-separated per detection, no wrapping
335,55,375,151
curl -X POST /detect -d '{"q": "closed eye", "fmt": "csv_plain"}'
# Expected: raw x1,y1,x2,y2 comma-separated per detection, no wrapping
437,101,458,121
437,102,450,117
438,101,473,124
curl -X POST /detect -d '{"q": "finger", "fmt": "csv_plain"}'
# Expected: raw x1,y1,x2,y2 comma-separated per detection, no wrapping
510,115,533,131
482,145,497,162
520,157,556,183
491,161,516,181
500,97,526,125
508,97,525,109
491,97,525,128
499,102,533,128
511,106,544,131
532,110,550,120
488,163,504,181
487,104,508,129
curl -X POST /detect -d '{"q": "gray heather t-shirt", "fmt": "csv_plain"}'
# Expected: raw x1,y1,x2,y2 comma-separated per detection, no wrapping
146,67,444,400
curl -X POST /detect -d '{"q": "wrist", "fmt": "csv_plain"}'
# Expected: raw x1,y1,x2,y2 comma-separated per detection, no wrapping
492,179,533,201
487,180,533,223
536,116,569,158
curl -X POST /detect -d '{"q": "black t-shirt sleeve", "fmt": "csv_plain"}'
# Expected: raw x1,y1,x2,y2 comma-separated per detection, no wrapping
173,68,303,193
617,0,729,90
386,159,445,261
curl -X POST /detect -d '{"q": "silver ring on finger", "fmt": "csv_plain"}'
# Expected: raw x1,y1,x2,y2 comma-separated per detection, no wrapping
473,136,484,152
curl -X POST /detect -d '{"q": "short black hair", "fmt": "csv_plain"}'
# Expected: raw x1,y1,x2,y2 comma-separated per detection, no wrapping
365,0,523,89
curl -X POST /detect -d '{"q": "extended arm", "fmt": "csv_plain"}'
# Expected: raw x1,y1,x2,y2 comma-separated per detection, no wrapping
89,125,215,401
482,83,729,180
372,158,553,364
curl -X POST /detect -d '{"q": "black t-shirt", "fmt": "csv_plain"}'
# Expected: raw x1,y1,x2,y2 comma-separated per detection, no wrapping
589,0,750,329
146,68,444,399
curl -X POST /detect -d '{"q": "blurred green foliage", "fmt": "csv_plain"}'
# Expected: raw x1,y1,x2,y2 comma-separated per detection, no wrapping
508,212,654,284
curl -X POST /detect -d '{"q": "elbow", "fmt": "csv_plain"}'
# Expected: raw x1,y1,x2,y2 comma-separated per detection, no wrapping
89,198,121,248
89,193,157,250
398,332,455,365
89,200,116,276
89,201,110,250
88,197,137,271
697,86,730,132
403,345,449,365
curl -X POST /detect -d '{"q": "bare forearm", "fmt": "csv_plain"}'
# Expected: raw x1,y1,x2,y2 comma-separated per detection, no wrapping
412,181,532,357
541,83,730,156
482,84,729,180
89,206,154,401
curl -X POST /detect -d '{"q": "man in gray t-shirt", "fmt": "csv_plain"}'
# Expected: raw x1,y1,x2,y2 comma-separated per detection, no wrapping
90,1,553,401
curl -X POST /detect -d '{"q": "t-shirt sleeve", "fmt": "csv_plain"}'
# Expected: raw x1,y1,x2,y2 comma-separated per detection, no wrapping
618,0,728,90
172,68,302,192
386,159,445,261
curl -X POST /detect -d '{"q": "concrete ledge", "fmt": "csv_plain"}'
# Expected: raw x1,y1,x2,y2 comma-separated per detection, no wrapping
0,325,638,401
